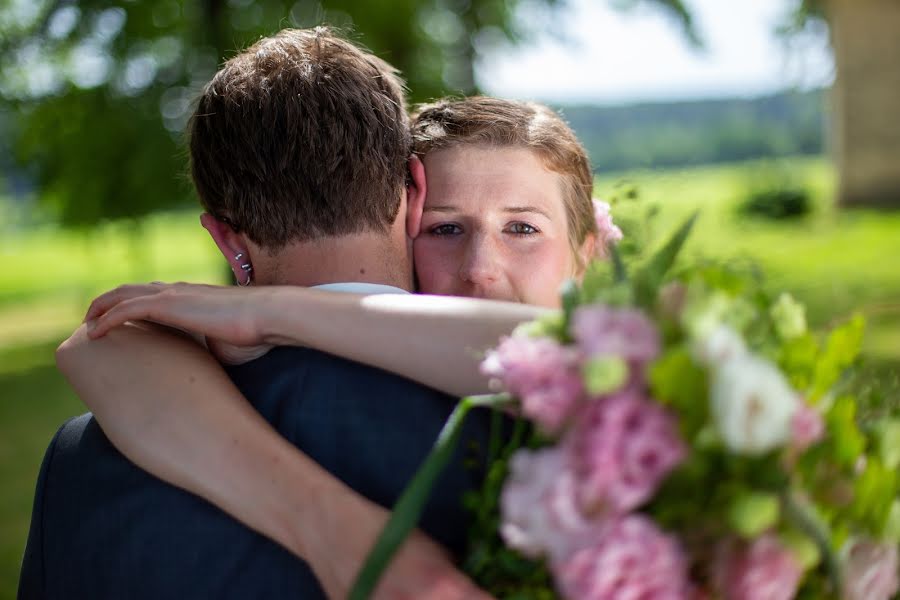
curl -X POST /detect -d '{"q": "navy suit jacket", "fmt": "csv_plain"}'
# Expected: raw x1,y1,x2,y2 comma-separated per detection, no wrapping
19,347,492,599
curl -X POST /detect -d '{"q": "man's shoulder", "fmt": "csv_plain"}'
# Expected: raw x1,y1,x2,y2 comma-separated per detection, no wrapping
225,346,451,400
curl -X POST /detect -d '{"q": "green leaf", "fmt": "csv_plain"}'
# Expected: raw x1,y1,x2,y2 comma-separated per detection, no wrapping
811,314,865,401
872,418,900,471
349,393,512,600
850,456,898,536
825,396,867,468
648,345,708,437
633,211,699,309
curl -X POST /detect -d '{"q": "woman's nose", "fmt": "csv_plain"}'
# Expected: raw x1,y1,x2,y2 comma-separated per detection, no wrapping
459,234,501,285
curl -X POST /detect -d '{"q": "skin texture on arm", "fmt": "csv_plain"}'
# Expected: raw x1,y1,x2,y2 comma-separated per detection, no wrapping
262,289,549,398
55,322,491,600
85,285,553,398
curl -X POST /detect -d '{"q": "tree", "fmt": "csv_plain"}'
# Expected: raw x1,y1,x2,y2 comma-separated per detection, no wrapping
0,0,695,227
724,0,899,209
812,0,900,208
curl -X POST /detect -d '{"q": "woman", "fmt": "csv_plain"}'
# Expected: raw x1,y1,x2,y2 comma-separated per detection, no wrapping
59,97,619,593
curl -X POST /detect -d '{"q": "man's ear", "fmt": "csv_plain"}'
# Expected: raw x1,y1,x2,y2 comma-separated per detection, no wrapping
200,213,252,282
405,154,427,239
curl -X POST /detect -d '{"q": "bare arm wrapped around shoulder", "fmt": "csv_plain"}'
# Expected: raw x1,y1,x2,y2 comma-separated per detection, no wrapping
83,283,552,397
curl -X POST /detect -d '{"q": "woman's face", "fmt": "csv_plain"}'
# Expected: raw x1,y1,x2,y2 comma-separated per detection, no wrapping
414,145,579,308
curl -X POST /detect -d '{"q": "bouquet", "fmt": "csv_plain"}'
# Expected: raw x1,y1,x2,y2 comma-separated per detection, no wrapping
352,213,900,600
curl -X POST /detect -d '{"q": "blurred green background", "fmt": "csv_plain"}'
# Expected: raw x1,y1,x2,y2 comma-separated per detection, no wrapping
2,0,899,597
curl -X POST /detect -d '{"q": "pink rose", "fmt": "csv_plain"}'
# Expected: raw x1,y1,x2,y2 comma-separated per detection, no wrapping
592,199,624,259
499,447,605,560
568,391,686,515
714,535,802,600
790,403,825,452
481,336,584,434
571,306,660,369
842,539,899,600
553,515,690,600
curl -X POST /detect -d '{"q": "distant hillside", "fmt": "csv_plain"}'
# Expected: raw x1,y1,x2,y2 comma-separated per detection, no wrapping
556,90,826,173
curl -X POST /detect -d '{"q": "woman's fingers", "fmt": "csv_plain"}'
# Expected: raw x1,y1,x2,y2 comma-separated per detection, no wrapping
87,294,177,339
84,284,169,322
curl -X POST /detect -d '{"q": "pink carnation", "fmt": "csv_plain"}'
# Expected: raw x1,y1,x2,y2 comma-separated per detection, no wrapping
714,535,802,600
790,403,825,452
592,199,624,259
572,306,660,369
842,539,899,600
481,336,584,434
553,515,690,600
499,447,605,560
568,391,686,515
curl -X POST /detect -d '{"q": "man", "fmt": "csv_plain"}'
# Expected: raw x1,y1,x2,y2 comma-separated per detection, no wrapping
19,27,491,599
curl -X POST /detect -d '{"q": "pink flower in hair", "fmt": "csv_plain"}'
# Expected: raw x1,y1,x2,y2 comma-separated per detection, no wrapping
571,305,660,369
842,539,899,600
499,447,605,560
714,535,802,600
553,515,690,600
592,198,623,259
568,391,686,515
481,335,584,434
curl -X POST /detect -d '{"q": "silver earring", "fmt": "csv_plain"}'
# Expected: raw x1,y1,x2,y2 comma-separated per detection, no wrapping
234,253,252,286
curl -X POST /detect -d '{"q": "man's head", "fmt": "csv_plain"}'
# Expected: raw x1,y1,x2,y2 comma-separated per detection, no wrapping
188,27,422,287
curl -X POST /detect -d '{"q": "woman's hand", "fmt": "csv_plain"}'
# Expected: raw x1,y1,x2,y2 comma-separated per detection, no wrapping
84,283,274,363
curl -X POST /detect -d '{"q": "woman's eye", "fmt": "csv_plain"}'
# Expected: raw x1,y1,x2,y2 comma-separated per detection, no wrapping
429,223,462,236
506,222,539,235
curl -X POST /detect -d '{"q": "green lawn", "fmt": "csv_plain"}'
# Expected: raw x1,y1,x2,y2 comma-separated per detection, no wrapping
1,156,898,597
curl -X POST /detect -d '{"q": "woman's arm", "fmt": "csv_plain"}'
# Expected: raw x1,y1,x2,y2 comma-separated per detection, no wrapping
85,285,552,397
55,322,490,600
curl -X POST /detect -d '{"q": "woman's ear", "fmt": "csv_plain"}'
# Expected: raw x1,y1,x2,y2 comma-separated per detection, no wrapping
406,154,427,239
200,213,253,284
574,233,597,277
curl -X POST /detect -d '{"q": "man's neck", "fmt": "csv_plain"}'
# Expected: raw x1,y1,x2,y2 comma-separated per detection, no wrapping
254,232,413,290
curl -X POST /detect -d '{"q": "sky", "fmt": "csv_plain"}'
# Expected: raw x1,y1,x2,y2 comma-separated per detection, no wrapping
476,0,834,105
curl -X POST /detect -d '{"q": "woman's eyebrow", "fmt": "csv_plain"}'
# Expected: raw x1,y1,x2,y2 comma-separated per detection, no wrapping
503,206,551,219
423,205,458,213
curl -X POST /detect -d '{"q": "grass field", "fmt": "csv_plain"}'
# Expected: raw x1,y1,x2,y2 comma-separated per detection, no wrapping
1,156,898,597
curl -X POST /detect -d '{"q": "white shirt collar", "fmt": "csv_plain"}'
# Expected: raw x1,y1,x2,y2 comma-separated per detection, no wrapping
313,282,410,295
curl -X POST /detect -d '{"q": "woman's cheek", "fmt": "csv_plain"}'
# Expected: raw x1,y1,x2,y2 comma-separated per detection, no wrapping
413,238,452,294
512,243,572,307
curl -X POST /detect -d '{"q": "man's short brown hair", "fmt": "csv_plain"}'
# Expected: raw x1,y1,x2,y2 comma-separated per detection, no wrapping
411,97,597,260
189,27,410,249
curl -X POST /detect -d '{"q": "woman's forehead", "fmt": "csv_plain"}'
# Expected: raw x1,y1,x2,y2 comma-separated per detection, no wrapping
423,146,565,212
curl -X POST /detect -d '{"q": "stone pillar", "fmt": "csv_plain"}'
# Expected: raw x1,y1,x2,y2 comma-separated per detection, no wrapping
827,0,900,208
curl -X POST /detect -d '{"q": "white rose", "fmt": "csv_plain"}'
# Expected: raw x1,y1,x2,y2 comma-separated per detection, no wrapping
710,354,799,454
693,324,748,366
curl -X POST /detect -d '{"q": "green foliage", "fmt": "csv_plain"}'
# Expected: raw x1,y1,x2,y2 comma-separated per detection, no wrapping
632,211,698,308
811,314,865,400
739,188,812,221
563,91,825,173
850,457,897,536
649,345,708,437
825,397,867,469
3,0,563,227
0,0,706,229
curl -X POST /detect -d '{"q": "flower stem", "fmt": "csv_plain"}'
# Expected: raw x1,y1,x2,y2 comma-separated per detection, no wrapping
349,393,513,600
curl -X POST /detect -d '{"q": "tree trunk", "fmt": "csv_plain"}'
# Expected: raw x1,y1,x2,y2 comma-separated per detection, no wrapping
827,0,900,208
